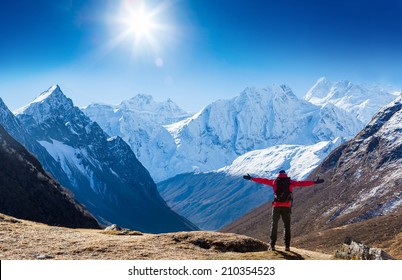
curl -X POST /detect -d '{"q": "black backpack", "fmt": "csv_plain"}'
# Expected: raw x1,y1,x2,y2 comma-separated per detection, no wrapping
274,177,292,202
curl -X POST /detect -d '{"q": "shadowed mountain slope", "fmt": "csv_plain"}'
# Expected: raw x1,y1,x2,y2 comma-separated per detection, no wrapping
0,125,99,228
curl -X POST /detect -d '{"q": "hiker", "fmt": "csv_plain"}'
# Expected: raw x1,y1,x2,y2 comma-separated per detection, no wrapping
243,170,324,251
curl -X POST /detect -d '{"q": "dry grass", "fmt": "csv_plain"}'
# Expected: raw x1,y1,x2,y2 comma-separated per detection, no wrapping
0,214,332,260
101,230,143,236
292,214,402,260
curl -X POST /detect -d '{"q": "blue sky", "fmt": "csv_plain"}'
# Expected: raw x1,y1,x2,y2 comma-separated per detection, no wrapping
1,0,401,112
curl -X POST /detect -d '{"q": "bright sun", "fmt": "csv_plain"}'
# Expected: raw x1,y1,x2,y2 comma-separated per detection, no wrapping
124,6,156,41
110,0,171,54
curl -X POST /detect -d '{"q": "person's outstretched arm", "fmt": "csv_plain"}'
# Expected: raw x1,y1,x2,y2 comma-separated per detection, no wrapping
243,174,275,187
291,178,324,187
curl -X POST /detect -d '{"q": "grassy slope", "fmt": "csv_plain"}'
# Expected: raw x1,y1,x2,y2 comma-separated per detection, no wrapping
221,201,402,260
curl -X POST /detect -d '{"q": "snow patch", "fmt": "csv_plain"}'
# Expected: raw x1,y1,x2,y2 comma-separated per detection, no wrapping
107,136,118,142
38,139,88,188
219,139,341,180
14,85,60,115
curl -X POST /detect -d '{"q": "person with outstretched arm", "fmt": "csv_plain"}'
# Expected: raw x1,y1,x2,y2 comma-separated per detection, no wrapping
243,170,324,251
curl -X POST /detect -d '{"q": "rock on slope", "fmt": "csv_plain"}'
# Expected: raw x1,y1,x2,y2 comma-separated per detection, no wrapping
0,125,99,228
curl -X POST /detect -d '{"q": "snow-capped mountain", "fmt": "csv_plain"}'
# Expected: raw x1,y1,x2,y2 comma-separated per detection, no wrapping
157,139,341,230
82,94,191,182
84,82,395,183
14,86,196,233
162,85,361,181
301,93,402,225
305,77,398,124
79,80,399,230
156,82,398,230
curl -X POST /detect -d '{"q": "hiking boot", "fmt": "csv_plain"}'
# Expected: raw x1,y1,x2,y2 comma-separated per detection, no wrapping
270,244,276,251
285,247,290,251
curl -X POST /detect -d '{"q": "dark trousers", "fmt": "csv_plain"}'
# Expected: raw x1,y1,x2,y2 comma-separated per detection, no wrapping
270,207,291,248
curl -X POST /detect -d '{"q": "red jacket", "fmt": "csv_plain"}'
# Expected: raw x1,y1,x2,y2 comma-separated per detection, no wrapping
251,176,315,208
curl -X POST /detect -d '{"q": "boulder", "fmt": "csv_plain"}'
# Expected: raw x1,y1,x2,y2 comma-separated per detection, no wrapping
335,237,395,260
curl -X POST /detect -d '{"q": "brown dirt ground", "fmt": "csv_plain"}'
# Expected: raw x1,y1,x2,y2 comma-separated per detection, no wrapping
0,213,332,260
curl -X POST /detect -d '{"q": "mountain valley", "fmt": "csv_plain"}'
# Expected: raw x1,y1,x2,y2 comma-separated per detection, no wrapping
0,79,400,260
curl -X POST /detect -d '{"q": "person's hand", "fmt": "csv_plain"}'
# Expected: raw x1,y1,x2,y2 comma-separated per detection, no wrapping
314,178,324,184
243,174,252,180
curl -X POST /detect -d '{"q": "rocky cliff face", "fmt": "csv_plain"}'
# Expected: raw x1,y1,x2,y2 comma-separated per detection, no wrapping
0,125,99,228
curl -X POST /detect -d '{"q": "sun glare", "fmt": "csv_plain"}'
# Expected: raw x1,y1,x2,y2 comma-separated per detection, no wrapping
125,6,155,40
108,0,172,56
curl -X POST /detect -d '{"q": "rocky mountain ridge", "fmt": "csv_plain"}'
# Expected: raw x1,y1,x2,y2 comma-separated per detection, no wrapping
298,94,402,226
11,86,197,233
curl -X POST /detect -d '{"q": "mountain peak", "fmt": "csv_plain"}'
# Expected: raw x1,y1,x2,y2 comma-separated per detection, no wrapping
117,94,189,121
317,76,329,83
305,77,333,101
241,84,297,101
122,94,154,108
13,85,74,122
0,97,26,138
31,85,66,103
0,97,8,111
